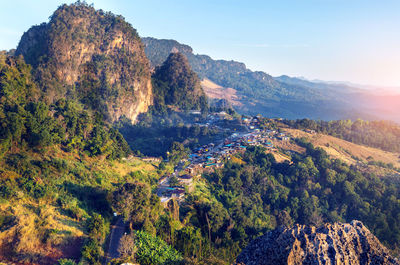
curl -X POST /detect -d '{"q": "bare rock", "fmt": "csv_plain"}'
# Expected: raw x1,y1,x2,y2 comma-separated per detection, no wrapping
236,220,399,265
16,2,152,123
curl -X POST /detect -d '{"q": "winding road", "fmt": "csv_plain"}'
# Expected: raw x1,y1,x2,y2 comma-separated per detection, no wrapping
104,218,126,264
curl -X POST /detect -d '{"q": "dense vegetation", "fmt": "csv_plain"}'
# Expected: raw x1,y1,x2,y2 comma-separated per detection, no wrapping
0,54,130,159
284,118,400,153
118,114,223,157
0,52,153,265
188,143,400,261
152,52,208,113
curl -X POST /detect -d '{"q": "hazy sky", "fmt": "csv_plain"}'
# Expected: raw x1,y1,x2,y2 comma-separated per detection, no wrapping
1,0,399,87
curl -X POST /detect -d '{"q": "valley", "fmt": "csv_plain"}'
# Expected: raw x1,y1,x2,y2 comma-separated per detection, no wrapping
0,2,399,265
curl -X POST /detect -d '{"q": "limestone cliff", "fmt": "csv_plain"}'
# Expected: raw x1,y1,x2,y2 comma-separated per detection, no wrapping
16,2,152,123
236,220,399,265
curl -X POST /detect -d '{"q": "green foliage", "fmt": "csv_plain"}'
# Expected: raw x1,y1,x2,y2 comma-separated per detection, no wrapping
57,258,77,265
81,238,102,265
0,55,130,159
135,230,183,265
167,142,189,165
169,176,180,187
152,52,208,113
112,182,161,229
174,226,203,258
194,143,400,257
86,213,107,244
119,116,221,157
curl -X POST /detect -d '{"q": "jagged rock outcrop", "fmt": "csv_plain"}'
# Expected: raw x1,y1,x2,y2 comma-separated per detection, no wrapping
236,220,399,265
16,2,152,123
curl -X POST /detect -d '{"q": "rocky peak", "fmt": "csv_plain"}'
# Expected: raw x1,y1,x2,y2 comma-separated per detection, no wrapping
16,2,152,123
236,220,399,265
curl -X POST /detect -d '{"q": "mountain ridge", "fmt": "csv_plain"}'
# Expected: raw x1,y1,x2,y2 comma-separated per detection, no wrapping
143,37,400,123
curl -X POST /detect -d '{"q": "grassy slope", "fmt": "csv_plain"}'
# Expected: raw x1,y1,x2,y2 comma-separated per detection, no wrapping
0,146,158,265
284,128,400,168
200,78,242,107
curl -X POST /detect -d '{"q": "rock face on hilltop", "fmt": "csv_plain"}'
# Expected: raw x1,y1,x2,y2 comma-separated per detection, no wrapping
236,220,399,265
16,2,152,123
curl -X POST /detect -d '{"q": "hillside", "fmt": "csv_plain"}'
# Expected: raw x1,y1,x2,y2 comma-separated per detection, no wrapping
283,128,400,169
236,221,399,265
16,2,153,123
0,147,158,264
143,37,400,122
201,78,242,107
152,52,208,112
142,37,346,119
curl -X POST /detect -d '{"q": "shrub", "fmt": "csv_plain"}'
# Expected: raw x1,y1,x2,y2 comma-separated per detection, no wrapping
57,258,77,265
135,230,182,265
81,239,102,265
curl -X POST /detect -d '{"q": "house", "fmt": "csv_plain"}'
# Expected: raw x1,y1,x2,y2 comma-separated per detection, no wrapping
178,174,193,185
171,189,185,199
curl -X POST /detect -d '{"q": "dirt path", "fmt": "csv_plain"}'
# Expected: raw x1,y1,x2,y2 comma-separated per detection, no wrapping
104,218,126,264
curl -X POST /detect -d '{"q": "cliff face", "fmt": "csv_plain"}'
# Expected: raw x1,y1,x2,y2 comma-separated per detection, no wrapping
16,2,152,123
236,221,399,265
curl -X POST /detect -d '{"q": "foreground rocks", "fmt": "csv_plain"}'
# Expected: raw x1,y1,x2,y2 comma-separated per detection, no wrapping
236,220,399,265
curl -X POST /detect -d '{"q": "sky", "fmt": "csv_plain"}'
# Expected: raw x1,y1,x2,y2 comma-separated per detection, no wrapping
1,0,399,88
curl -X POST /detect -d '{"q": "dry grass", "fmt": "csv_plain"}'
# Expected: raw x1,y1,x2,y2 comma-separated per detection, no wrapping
284,128,400,168
267,150,291,163
0,146,158,264
201,78,242,106
0,200,84,264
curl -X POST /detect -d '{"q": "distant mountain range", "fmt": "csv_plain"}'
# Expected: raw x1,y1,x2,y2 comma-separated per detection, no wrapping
143,37,400,123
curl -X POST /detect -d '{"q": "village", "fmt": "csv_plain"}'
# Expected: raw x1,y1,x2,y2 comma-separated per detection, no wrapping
156,113,292,204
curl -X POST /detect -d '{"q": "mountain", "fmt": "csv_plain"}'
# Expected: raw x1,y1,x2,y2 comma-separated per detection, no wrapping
274,75,361,93
143,37,400,123
152,52,208,112
236,221,399,265
142,37,351,120
16,2,152,123
276,76,400,123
